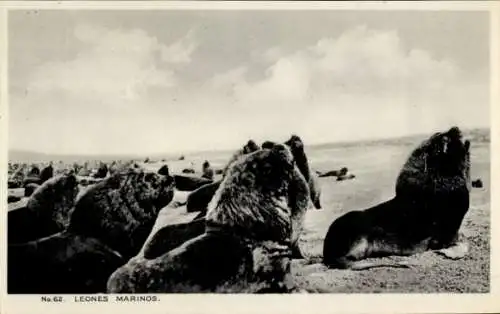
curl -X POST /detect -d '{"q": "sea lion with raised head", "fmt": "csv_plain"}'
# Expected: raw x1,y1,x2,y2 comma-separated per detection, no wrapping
322,127,471,270
8,173,79,244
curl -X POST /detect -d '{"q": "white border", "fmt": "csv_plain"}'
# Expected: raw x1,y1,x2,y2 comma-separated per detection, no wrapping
0,2,498,314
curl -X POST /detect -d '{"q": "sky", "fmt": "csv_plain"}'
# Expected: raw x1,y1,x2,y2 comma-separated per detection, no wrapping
8,9,490,155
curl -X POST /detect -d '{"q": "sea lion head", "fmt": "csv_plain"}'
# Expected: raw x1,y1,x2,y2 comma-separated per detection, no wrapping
340,167,348,176
27,172,80,229
284,134,310,182
396,126,472,196
427,126,470,177
284,134,304,152
143,170,176,212
243,140,261,154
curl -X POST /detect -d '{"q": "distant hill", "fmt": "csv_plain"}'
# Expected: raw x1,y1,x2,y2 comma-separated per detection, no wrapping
8,127,489,163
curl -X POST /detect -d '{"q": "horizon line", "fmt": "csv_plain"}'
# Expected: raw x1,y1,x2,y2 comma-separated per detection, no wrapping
7,126,489,160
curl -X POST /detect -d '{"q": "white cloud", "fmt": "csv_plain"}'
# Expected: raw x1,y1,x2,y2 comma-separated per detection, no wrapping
251,46,285,64
160,29,198,64
235,53,313,104
210,25,487,144
207,66,248,91
9,24,204,155
310,26,459,90
26,24,198,104
238,26,460,101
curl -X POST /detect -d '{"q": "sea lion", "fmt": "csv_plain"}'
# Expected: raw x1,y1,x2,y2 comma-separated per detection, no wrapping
173,174,213,192
201,160,215,180
472,179,483,188
24,183,40,197
8,195,22,203
158,164,170,176
284,135,322,210
318,167,348,178
94,162,108,179
161,136,320,259
39,163,54,184
322,126,471,270
68,167,176,259
28,165,40,177
107,144,310,293
186,181,221,213
8,173,80,244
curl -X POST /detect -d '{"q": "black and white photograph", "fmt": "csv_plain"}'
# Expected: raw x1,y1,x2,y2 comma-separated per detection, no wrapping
1,1,498,312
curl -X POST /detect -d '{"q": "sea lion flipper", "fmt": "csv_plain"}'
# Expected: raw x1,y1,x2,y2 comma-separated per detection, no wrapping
435,241,469,260
347,260,415,271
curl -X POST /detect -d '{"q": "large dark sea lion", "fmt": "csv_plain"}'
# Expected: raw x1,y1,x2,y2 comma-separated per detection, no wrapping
322,126,471,270
107,144,310,293
145,136,321,261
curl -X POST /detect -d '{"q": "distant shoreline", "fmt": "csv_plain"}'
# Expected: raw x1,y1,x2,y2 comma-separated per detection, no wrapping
8,127,490,163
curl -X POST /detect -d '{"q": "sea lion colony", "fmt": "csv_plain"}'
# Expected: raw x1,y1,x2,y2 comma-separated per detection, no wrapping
6,127,479,293
8,166,176,293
